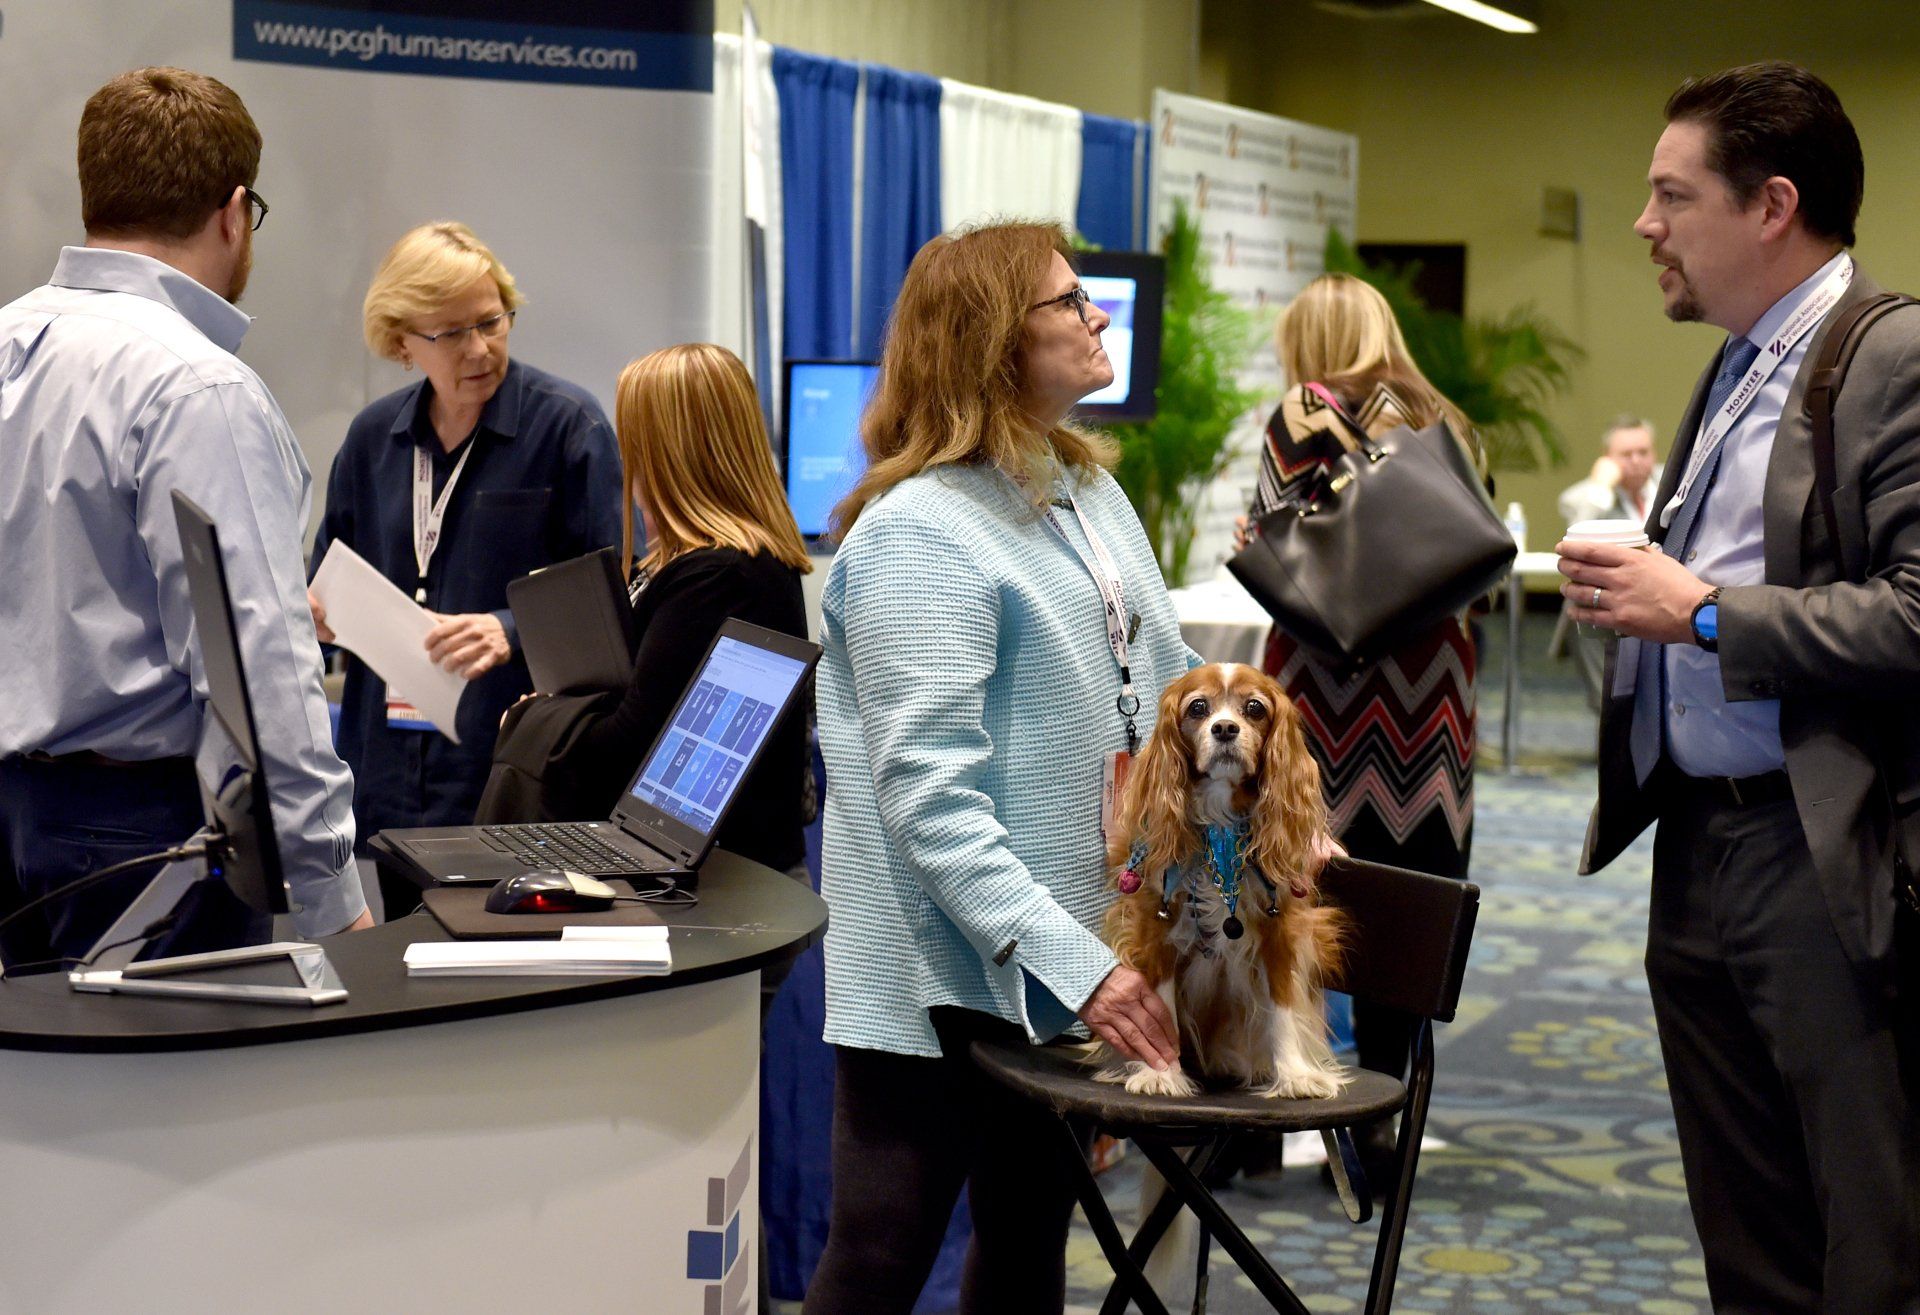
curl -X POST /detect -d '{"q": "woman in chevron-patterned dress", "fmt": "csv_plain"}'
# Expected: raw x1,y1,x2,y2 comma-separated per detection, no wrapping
1243,274,1484,1178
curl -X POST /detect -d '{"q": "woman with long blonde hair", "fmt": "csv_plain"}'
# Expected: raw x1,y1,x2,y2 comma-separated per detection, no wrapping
545,342,812,877
805,221,1193,1314
1240,272,1483,1193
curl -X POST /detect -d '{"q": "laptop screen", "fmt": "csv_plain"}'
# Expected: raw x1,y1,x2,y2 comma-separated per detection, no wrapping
625,633,812,836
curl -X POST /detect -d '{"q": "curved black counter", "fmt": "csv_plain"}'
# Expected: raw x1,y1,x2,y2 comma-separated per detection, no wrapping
0,849,825,1054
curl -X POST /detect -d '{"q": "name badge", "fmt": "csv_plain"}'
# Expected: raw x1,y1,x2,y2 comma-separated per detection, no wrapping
385,696,435,732
1100,750,1134,841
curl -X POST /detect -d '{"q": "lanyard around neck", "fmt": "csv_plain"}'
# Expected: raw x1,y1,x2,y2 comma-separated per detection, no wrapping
1042,493,1142,754
1660,257,1853,528
412,439,475,604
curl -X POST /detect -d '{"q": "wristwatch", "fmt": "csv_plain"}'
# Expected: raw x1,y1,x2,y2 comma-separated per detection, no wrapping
1689,587,1723,653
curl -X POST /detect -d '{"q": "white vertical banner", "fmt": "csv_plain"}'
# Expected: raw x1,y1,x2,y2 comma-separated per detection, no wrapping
709,33,782,375
1149,90,1358,581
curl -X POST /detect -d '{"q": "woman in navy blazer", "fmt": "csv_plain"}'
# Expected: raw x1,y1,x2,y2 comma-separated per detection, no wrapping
308,223,619,917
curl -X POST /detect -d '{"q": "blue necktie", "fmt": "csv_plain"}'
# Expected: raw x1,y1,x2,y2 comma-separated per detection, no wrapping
1627,336,1761,782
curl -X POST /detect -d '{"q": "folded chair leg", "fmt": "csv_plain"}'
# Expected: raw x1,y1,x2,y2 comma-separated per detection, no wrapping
1365,1020,1436,1315
1319,1126,1373,1224
1192,1216,1210,1315
1136,1138,1314,1315
1051,1116,1174,1315
1100,1136,1233,1315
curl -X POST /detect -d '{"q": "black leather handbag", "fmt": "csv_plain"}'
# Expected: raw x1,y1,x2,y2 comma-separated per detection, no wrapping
1227,389,1514,663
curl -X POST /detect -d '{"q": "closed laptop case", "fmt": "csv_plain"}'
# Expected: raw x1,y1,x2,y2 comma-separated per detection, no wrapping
507,547,636,695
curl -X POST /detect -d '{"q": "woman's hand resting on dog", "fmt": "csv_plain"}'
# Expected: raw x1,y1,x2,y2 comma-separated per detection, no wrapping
1079,965,1181,1072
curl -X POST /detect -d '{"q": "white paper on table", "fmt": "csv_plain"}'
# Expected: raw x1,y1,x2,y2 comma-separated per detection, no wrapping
309,540,466,743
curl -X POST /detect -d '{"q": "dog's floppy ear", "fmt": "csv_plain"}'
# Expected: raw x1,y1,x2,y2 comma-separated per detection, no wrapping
1119,675,1202,881
1249,683,1327,891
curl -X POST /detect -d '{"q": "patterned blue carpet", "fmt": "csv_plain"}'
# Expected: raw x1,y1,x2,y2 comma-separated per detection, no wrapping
1061,613,1711,1314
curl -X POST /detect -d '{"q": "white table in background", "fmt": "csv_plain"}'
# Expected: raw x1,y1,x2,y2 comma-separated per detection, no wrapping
1502,551,1569,772
1168,573,1273,667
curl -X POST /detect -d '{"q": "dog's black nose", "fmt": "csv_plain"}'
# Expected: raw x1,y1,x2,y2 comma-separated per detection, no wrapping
1211,720,1239,741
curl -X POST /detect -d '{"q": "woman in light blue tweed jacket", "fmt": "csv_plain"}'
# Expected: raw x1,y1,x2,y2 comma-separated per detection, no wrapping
805,222,1196,1314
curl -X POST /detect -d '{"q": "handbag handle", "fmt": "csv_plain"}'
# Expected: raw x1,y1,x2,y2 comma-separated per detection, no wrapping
1304,383,1390,465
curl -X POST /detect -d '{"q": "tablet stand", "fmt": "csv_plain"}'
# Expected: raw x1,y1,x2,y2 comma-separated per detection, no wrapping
66,839,348,1007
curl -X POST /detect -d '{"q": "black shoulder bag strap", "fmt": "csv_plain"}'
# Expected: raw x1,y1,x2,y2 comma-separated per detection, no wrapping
1803,292,1920,923
1802,292,1919,582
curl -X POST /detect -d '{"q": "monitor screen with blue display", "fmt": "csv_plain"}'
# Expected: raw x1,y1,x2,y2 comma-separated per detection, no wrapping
1070,251,1164,424
626,634,811,835
782,359,879,541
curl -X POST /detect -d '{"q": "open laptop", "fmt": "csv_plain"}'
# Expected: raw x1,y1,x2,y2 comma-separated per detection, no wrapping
370,618,819,891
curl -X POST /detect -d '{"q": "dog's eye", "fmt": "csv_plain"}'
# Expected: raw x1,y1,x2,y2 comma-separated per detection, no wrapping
1244,699,1267,720
1185,697,1209,719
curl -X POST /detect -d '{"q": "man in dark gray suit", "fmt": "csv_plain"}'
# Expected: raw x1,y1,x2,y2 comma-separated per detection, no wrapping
1558,62,1918,1312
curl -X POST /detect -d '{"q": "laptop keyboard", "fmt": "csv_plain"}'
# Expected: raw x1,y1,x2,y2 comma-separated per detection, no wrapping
477,823,665,875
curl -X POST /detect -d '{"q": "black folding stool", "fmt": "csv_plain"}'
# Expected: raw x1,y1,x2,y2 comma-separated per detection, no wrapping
971,857,1479,1314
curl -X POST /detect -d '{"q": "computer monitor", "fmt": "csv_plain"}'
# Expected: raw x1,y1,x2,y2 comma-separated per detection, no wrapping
782,359,878,542
172,490,286,917
1072,250,1165,424
64,494,345,1005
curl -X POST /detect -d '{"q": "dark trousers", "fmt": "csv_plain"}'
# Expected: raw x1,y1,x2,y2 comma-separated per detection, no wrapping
0,756,267,974
804,1009,1088,1315
1648,785,1920,1314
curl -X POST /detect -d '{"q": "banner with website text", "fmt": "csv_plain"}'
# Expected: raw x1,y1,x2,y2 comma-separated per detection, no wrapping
232,0,710,90
0,0,713,535
1150,90,1359,581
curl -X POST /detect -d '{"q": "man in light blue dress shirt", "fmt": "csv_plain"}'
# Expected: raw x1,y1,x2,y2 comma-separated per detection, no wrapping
1559,64,1918,1312
0,68,370,973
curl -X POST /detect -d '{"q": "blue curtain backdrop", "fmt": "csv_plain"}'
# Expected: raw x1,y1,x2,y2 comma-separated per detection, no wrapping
772,48,858,361
856,66,943,359
1076,112,1145,252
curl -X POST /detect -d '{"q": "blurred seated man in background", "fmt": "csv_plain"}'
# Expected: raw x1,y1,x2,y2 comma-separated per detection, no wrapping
1558,413,1663,527
1554,415,1663,707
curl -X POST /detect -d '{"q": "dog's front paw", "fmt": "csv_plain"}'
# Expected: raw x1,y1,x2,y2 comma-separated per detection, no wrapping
1263,1066,1348,1101
1124,1062,1200,1098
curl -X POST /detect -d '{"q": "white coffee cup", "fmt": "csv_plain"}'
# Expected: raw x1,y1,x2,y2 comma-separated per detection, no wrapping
1564,518,1651,550
1562,519,1651,631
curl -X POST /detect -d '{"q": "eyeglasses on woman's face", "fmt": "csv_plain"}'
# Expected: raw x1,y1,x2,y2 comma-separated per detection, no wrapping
406,310,516,348
1028,285,1092,326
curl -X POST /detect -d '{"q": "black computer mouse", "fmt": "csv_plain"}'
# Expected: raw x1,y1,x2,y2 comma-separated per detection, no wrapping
483,870,619,915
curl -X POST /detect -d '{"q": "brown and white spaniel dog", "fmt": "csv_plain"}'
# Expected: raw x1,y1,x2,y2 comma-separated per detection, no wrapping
1099,662,1347,1101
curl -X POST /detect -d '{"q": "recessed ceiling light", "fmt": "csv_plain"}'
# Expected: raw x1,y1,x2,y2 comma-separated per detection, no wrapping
1422,0,1538,34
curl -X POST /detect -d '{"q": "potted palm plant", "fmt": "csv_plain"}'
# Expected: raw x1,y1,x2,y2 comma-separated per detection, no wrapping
1104,202,1263,587
1322,229,1582,473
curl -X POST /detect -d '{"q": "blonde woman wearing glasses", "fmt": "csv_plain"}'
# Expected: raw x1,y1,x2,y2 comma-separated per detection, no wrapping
309,221,620,917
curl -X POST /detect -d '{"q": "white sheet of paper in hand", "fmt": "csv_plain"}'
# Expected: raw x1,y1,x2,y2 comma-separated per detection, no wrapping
309,540,465,743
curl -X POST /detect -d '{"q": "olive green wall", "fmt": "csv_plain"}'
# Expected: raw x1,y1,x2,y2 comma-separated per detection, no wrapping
1201,0,1920,551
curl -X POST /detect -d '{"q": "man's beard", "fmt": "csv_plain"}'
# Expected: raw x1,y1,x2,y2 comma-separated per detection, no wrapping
1665,270,1701,323
226,228,253,305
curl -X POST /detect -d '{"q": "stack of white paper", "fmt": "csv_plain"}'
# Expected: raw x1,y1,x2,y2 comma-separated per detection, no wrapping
404,934,672,977
310,540,468,742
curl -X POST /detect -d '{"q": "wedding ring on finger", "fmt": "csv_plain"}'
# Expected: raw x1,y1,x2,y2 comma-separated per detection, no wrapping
1591,586,1603,609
